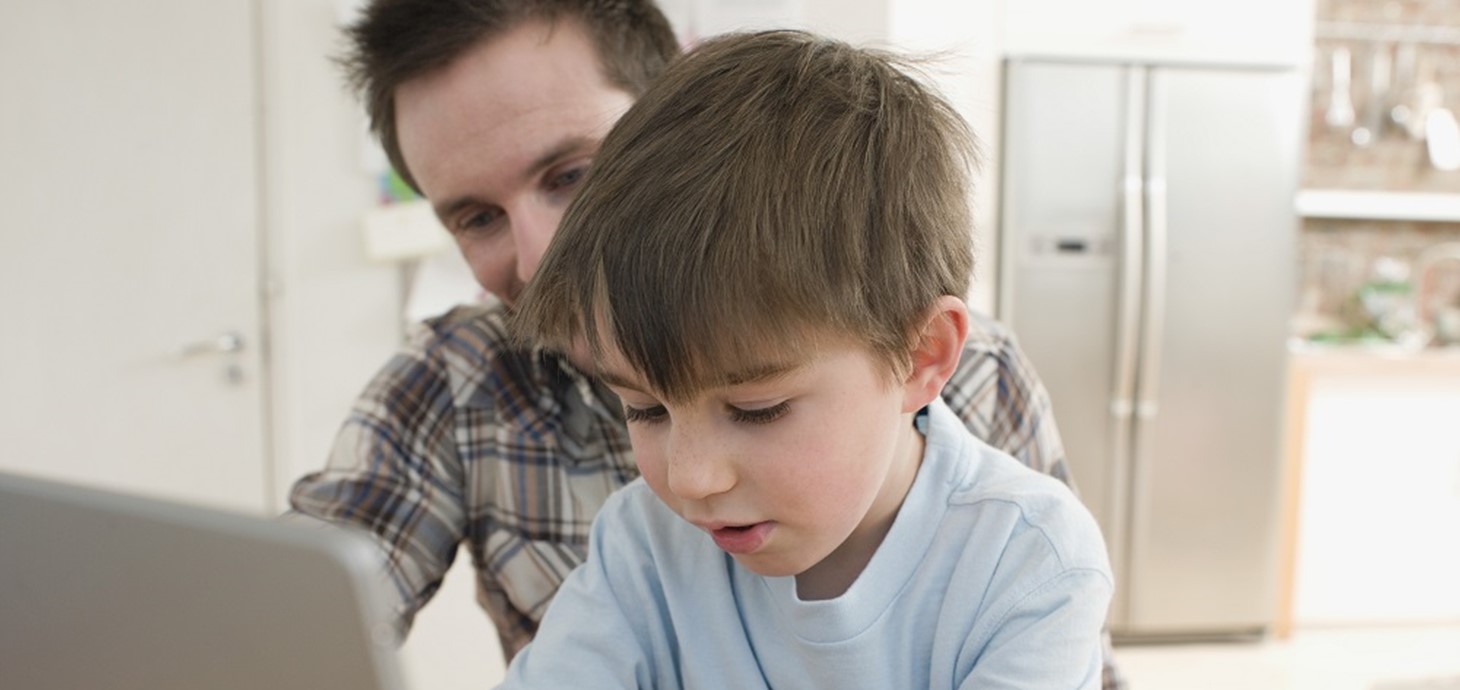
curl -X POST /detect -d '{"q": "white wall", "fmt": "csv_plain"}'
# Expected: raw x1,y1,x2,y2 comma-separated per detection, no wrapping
259,0,402,507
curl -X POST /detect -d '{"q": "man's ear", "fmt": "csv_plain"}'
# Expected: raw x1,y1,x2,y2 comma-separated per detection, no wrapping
901,295,969,414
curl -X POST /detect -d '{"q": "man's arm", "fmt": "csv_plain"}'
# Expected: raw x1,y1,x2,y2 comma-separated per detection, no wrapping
288,331,469,640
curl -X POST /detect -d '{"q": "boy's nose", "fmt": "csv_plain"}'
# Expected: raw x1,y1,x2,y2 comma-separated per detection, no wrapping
666,430,736,501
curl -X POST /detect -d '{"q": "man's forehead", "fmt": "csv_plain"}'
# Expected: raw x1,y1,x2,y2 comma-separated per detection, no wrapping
392,18,633,202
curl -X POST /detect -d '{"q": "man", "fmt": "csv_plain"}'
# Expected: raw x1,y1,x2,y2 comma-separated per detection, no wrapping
290,1,1123,687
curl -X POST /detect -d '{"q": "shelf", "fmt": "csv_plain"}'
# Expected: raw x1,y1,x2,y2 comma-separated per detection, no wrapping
1296,189,1460,223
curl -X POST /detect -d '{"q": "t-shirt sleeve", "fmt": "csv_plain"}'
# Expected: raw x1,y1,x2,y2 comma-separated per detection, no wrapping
957,567,1112,690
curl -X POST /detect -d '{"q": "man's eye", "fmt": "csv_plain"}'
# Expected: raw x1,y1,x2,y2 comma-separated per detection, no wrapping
456,209,502,234
547,166,587,193
729,401,790,425
623,404,668,424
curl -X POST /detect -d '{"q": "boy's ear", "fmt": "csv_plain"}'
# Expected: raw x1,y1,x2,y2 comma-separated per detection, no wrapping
901,295,969,414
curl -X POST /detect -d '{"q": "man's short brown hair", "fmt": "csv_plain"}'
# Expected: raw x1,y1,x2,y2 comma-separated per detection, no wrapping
515,30,979,401
341,0,680,191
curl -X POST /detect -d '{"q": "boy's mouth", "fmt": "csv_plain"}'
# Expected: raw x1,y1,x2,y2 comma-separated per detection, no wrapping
708,521,774,555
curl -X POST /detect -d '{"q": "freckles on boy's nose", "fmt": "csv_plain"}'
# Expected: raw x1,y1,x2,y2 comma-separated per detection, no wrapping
665,438,736,500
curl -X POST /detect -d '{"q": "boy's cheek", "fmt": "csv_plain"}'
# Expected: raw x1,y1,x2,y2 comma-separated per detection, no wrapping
563,335,597,375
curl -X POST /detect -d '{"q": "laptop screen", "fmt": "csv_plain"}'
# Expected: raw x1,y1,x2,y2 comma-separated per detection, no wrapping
0,470,407,690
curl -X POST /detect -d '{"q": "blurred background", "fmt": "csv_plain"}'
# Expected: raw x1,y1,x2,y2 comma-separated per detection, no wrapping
1,0,1456,688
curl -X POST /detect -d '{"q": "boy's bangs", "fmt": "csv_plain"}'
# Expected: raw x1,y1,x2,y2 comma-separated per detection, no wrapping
587,281,828,403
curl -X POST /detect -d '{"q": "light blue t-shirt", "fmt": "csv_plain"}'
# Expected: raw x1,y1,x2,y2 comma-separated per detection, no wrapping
497,398,1113,689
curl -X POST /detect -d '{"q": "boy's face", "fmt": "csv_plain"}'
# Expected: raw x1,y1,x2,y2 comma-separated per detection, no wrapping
598,340,927,591
393,19,635,307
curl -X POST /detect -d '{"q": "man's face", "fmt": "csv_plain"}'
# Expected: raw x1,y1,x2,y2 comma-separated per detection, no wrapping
394,20,636,307
597,339,926,596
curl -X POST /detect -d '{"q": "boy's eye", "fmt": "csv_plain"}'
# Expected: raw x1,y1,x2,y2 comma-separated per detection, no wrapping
623,404,668,425
729,401,790,425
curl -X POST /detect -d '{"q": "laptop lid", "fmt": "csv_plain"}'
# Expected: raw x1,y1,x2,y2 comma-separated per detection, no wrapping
0,470,408,690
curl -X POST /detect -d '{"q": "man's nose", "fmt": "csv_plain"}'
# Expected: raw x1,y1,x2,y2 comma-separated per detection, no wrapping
509,202,558,285
666,428,736,501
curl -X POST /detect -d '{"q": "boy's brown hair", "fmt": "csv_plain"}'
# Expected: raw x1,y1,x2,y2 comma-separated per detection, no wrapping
514,30,979,401
340,0,680,192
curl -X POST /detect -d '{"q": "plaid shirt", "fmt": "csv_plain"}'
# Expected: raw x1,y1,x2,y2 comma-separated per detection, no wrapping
289,302,1124,689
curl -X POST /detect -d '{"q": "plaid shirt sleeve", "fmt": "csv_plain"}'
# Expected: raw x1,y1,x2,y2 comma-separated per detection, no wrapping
940,309,1127,690
288,312,478,640
287,304,637,661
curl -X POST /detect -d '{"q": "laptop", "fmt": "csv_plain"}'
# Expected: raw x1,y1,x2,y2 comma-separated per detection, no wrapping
0,470,408,690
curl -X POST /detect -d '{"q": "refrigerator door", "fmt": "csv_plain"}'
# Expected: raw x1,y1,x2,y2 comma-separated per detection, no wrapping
1125,65,1300,635
999,60,1136,626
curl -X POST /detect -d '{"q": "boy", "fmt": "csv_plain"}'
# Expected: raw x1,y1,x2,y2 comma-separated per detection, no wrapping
503,30,1113,689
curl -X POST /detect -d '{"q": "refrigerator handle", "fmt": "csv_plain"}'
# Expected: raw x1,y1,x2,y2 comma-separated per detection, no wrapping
1126,69,1170,625
1138,75,1170,421
1107,66,1146,625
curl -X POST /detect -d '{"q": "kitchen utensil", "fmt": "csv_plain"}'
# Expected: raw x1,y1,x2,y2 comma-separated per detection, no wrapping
1426,106,1460,171
1389,43,1418,135
1353,44,1393,147
1326,46,1356,130
1406,54,1445,141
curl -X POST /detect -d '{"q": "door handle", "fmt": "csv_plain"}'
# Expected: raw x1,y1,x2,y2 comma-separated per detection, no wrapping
177,331,245,359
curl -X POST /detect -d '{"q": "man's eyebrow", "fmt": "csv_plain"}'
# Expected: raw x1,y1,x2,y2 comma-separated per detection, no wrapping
432,136,598,222
434,194,486,225
528,136,595,179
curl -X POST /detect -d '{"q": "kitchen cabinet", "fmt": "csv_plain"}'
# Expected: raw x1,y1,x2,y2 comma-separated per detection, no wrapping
1277,348,1460,632
1002,0,1313,66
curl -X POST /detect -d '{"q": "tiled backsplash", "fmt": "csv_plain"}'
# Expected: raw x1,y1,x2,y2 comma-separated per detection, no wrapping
1298,222,1460,339
1297,0,1460,343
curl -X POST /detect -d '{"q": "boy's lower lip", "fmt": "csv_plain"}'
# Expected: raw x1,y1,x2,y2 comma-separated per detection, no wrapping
710,522,774,554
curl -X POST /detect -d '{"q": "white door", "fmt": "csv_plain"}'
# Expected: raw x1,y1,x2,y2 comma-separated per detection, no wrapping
0,1,270,514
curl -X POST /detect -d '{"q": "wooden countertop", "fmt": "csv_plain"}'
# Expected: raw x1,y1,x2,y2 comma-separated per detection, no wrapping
1287,341,1460,376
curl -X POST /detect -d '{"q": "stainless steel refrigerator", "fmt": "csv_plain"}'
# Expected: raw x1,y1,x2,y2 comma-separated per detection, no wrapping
997,58,1303,640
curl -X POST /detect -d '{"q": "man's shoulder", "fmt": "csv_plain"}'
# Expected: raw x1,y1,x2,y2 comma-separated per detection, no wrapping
407,301,544,375
960,308,1018,356
367,301,560,411
946,308,1029,394
413,301,514,354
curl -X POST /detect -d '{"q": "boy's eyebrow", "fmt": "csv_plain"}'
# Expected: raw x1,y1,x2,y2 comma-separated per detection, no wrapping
595,360,802,395
718,361,801,387
596,367,645,393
